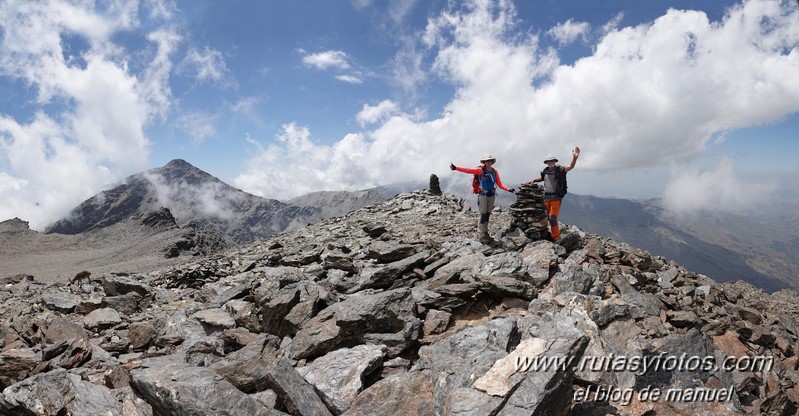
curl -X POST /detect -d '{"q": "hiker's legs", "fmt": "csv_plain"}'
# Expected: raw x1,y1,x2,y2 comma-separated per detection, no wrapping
545,199,562,240
478,195,495,235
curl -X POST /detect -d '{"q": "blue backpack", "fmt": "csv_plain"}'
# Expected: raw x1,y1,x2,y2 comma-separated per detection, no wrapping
472,167,496,194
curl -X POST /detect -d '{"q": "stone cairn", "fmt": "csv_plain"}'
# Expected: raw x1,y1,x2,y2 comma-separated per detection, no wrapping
507,183,550,240
429,174,442,195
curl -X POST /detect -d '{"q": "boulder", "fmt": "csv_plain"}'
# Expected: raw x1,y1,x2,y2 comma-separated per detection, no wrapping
290,288,419,360
416,317,519,412
298,344,385,414
343,370,434,416
1,369,142,415
261,357,333,416
130,355,283,416
0,348,39,389
40,292,79,313
210,334,282,393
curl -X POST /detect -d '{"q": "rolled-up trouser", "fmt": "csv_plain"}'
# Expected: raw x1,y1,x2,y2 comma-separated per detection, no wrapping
478,194,495,234
545,199,562,240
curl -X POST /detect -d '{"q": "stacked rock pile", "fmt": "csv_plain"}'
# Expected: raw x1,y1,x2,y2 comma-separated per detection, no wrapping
507,183,549,240
428,174,442,195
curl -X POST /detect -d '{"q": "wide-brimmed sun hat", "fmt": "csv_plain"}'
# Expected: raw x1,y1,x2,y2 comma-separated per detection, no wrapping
480,154,496,162
543,154,558,163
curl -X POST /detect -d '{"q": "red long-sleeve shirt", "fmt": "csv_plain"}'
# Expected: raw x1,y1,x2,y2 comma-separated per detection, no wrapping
454,166,511,192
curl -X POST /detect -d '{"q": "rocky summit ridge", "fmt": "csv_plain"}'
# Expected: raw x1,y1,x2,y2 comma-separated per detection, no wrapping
1,189,799,415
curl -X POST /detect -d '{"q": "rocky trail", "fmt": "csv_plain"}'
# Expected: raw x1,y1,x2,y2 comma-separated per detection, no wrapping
1,187,798,415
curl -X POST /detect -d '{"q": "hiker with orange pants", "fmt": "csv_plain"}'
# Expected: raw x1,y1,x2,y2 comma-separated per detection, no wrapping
450,154,515,243
525,147,580,242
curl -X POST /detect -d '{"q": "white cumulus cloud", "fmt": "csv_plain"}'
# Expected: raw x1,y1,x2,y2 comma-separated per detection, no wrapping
0,0,178,230
548,19,590,45
235,0,799,210
301,50,351,70
357,100,399,127
336,74,363,84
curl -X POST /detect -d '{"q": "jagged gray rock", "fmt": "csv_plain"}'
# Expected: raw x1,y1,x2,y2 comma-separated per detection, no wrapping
209,334,282,393
0,190,798,415
41,292,79,313
416,317,520,411
130,354,284,416
83,307,122,329
0,348,38,389
422,309,452,336
298,344,385,415
262,357,334,416
342,370,435,416
290,288,420,360
1,369,148,415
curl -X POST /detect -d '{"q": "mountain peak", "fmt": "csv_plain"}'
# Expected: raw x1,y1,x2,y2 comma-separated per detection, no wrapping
44,158,318,243
164,158,193,168
153,159,213,184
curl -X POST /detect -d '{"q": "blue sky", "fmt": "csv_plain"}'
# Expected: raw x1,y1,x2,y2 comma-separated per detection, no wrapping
1,0,798,230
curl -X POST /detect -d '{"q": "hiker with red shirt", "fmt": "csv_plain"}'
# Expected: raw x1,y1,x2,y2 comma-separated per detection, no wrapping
450,154,515,243
525,147,580,242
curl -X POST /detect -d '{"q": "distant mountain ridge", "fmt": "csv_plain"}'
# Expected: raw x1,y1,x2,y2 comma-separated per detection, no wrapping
560,194,798,292
44,159,379,244
287,190,384,219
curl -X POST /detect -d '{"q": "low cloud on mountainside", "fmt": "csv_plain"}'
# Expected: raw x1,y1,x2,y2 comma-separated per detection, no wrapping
662,157,778,213
0,1,176,230
235,1,799,210
0,0,797,231
144,172,240,222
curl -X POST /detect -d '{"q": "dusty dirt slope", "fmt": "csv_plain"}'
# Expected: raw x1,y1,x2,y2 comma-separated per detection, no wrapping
0,218,196,283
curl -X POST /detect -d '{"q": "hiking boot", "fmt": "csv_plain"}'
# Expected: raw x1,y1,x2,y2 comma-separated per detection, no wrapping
479,233,493,244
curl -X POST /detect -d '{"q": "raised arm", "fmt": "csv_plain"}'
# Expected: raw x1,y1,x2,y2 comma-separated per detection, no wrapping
450,163,484,175
563,146,580,173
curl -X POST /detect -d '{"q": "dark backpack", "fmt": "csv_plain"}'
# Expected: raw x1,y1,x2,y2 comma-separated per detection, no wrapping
472,167,496,194
540,165,567,198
